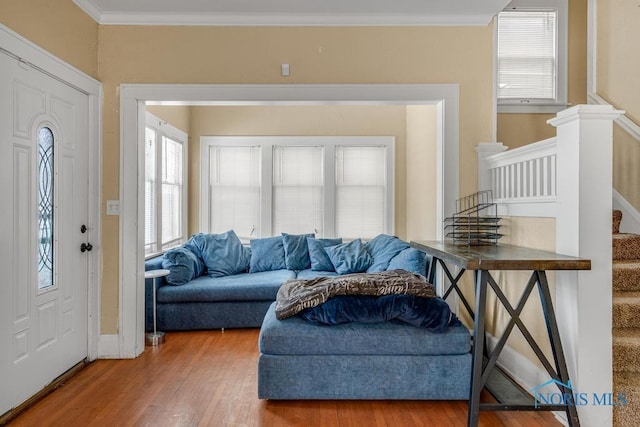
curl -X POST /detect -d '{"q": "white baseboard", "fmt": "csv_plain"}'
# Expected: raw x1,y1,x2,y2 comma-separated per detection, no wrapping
97,334,121,359
485,333,568,426
613,189,640,234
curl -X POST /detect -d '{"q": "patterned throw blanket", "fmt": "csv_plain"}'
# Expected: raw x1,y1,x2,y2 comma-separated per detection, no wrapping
275,270,436,320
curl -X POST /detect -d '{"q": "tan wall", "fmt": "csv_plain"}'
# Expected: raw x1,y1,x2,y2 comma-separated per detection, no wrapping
613,124,640,210
145,105,192,135
497,0,588,149
598,0,640,211
189,105,439,240
457,217,557,367
0,0,98,78
98,25,495,333
406,106,438,241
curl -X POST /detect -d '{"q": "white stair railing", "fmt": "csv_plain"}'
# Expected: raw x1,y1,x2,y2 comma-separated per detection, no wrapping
478,138,557,217
488,137,557,202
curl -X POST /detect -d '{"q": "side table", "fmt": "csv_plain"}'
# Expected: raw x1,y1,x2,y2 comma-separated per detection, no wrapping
145,269,170,346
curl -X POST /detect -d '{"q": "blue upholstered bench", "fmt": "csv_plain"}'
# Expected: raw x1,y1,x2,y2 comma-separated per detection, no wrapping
258,302,472,400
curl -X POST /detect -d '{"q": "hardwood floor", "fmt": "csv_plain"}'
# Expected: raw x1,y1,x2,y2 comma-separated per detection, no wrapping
8,329,561,426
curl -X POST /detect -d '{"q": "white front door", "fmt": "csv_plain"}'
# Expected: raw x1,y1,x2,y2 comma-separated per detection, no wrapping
0,51,89,414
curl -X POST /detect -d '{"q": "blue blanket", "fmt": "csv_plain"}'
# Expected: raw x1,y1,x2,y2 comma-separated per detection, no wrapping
299,295,461,333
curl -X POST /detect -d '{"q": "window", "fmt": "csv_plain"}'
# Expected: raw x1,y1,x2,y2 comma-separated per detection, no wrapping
145,113,188,256
496,0,567,113
272,146,324,236
208,145,261,240
200,136,394,240
335,146,386,238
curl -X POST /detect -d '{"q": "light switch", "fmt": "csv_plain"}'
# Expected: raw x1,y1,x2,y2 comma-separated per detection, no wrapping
106,200,120,216
281,64,290,77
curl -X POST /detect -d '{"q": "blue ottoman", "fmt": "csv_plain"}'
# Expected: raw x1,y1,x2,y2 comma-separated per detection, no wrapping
258,302,472,400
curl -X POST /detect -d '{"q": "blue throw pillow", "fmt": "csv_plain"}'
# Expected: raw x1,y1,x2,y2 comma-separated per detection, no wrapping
184,230,250,278
250,236,287,273
282,233,315,270
161,246,205,286
388,248,427,276
307,237,343,271
324,239,373,275
365,234,410,273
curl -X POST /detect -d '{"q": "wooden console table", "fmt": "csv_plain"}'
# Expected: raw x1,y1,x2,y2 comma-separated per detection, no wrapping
410,240,591,427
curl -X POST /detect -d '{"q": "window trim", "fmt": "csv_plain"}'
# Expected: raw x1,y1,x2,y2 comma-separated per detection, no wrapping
496,0,568,114
199,136,395,240
144,112,188,258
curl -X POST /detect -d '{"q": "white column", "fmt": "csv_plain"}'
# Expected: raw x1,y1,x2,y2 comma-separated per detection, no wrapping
475,142,508,192
548,104,623,427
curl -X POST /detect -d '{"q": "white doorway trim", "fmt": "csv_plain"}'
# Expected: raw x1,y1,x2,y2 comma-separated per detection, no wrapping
0,24,102,361
119,83,459,358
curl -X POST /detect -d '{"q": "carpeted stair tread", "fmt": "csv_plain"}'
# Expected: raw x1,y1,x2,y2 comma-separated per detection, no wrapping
613,331,640,373
614,210,623,234
613,234,640,261
614,372,640,427
614,328,640,339
614,261,640,292
613,294,640,329
612,211,640,426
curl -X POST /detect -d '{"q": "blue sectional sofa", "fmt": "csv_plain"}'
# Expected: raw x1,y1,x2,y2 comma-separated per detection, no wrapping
145,230,472,401
258,304,472,399
144,231,429,332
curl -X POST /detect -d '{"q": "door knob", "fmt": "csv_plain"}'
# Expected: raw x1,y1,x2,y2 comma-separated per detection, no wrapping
80,242,93,253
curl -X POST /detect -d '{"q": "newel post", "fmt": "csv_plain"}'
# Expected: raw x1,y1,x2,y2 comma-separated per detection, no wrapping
548,105,623,426
475,142,508,192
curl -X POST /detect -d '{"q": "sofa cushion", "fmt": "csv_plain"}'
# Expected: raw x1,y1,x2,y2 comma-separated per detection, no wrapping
250,236,287,273
295,269,339,280
184,231,250,278
259,302,470,356
157,269,295,303
388,247,427,277
161,247,206,285
325,239,373,275
365,234,410,273
282,233,314,270
307,237,343,271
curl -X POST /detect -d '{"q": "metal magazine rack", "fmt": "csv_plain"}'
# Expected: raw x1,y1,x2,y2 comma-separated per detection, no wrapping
444,190,502,246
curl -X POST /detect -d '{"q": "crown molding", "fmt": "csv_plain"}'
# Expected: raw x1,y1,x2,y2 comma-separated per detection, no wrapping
72,0,103,23
72,0,500,26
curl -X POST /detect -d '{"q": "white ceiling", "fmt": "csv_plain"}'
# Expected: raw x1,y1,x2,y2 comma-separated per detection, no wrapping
72,0,511,26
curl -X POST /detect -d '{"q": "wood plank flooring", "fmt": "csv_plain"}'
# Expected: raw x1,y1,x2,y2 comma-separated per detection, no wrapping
8,329,561,426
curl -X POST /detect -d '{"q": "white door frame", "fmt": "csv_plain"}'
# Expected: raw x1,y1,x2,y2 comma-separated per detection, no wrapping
119,83,459,358
0,24,102,361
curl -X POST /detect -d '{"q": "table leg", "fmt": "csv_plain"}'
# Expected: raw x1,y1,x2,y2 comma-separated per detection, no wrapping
537,271,580,427
468,269,489,427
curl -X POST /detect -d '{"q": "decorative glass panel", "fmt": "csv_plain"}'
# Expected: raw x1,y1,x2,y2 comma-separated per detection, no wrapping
38,127,54,290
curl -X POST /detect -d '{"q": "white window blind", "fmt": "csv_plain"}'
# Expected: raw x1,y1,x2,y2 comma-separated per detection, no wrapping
272,146,324,235
144,112,188,257
209,146,261,240
161,136,183,249
497,9,557,101
200,136,393,240
335,146,386,239
144,127,157,255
